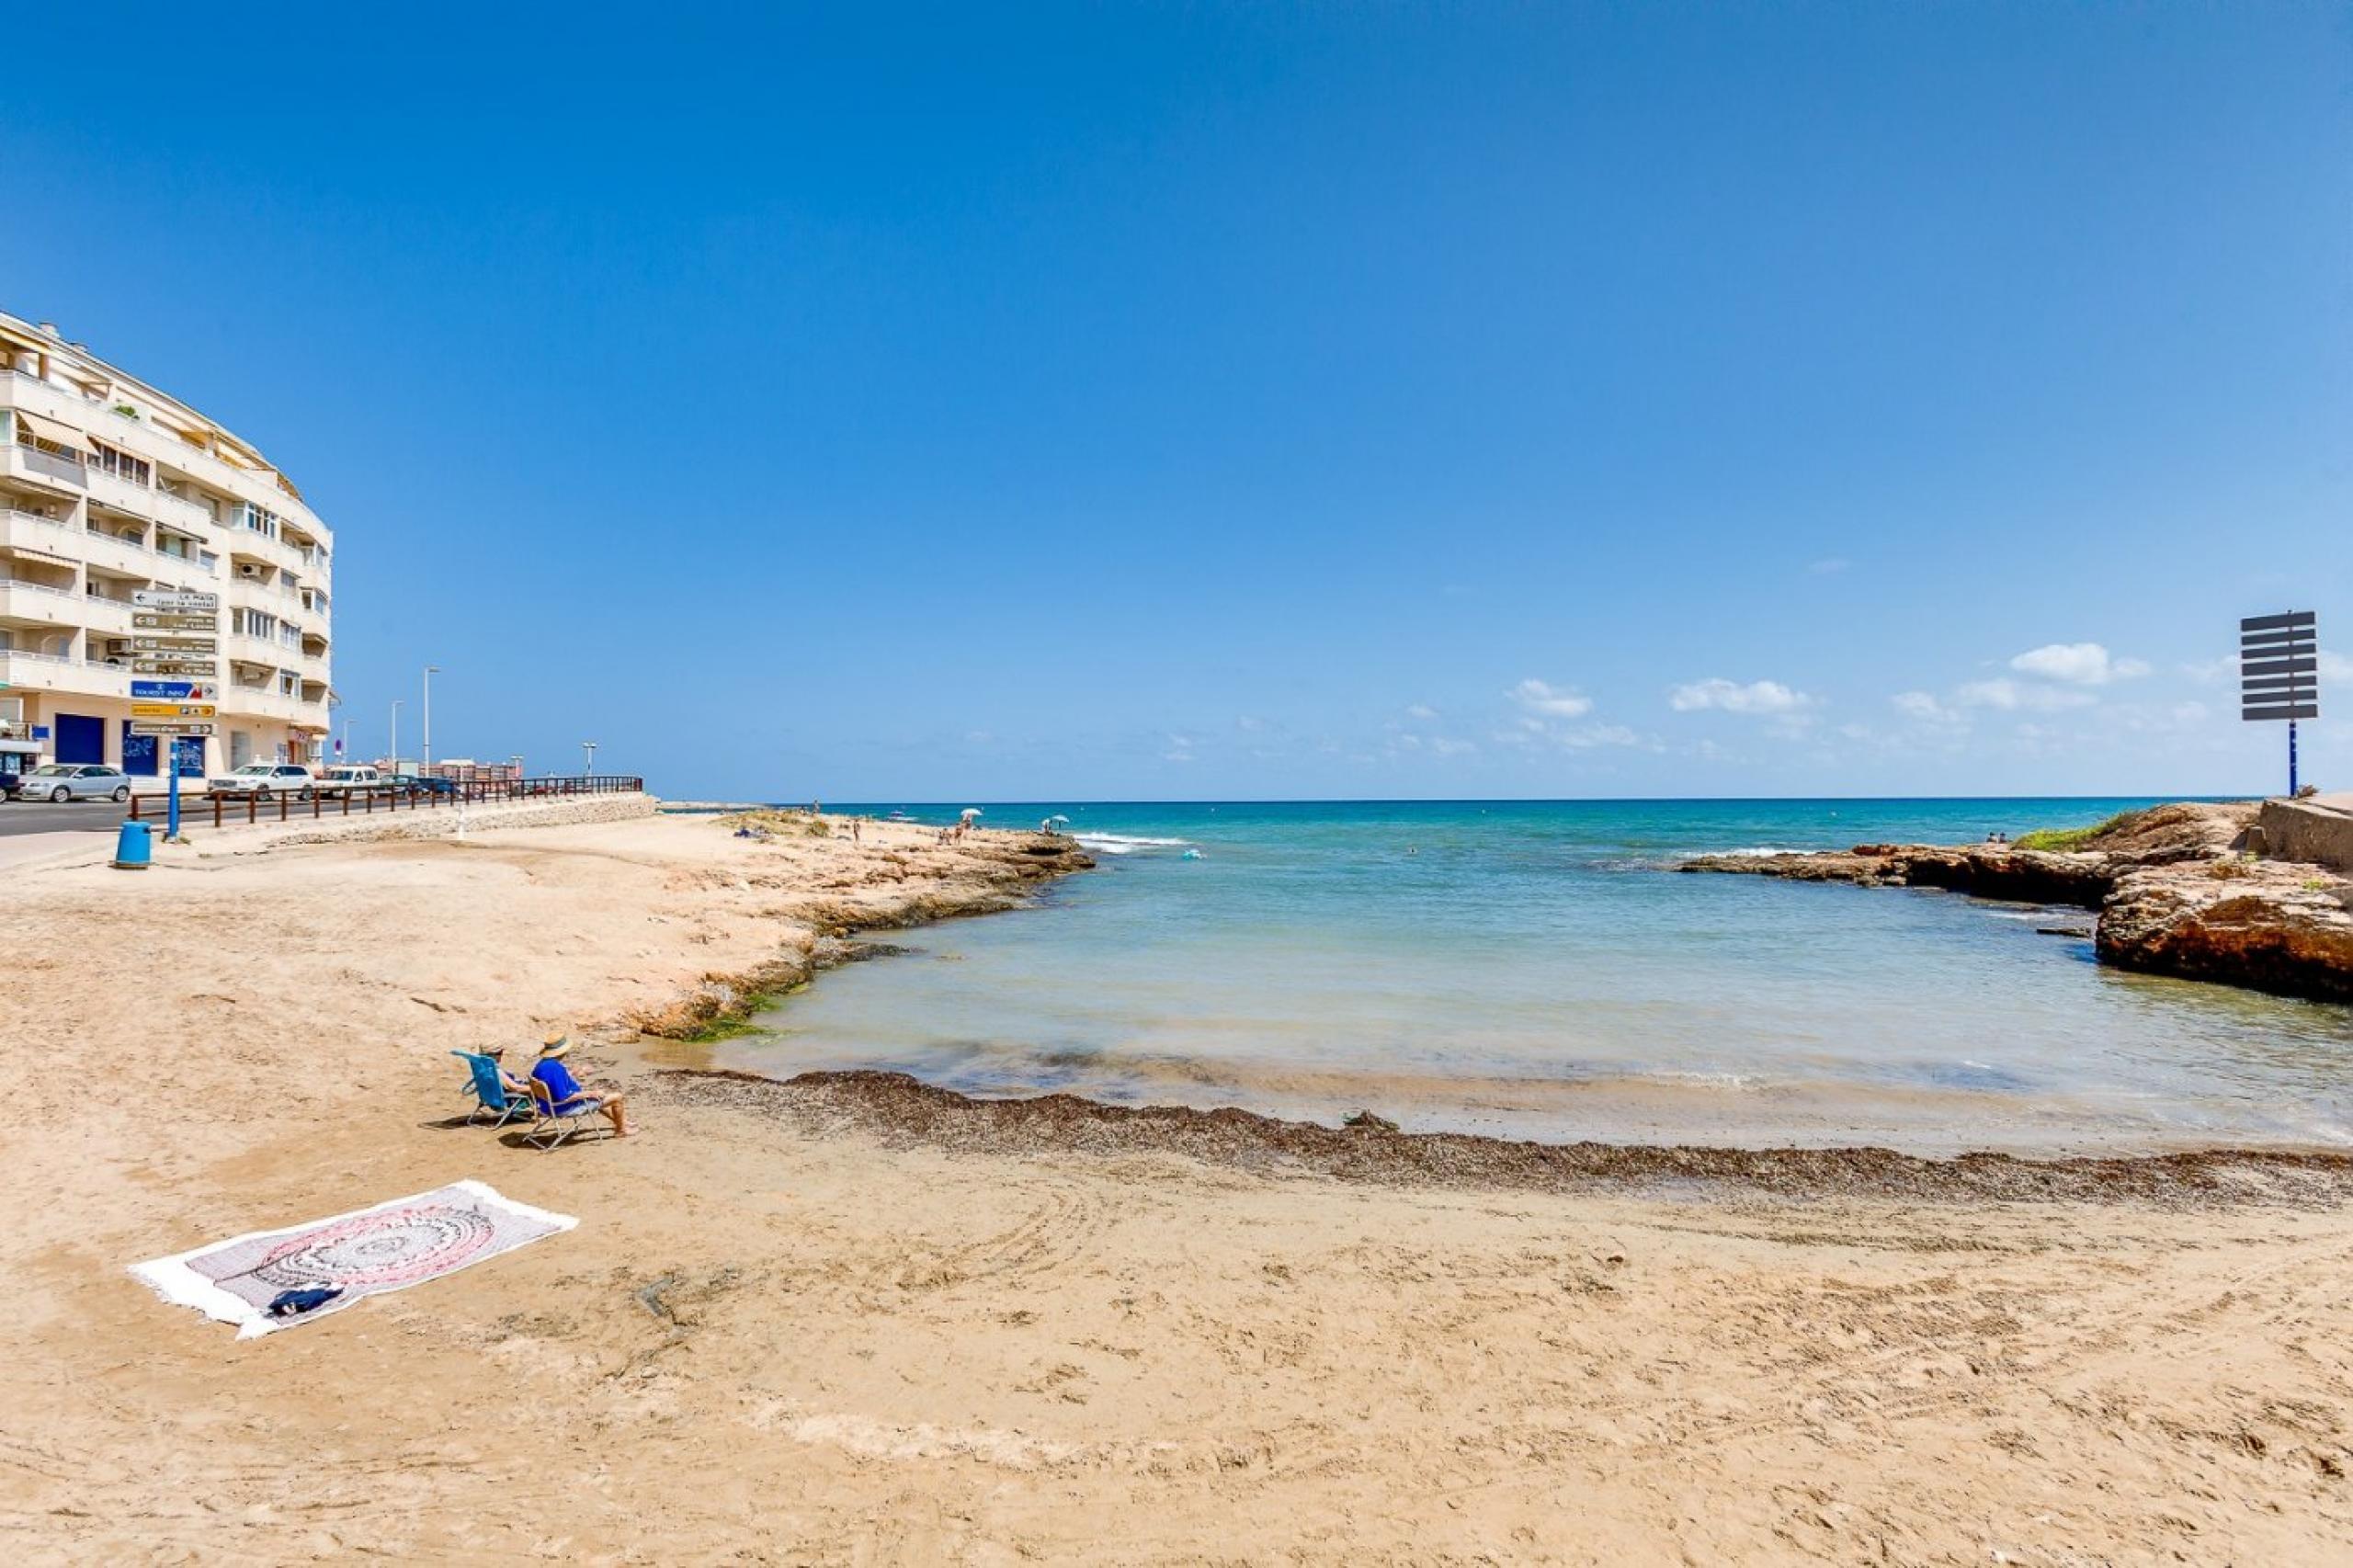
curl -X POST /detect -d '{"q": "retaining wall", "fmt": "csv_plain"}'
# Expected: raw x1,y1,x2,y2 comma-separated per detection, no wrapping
2252,799,2353,873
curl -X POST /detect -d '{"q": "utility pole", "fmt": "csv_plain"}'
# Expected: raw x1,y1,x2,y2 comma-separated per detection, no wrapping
583,740,597,776
391,698,403,772
423,664,441,777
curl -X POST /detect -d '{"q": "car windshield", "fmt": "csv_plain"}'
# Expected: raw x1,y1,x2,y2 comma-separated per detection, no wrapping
233,765,275,776
29,765,72,777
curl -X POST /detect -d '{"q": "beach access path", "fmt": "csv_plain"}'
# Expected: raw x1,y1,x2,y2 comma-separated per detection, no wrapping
2,812,2349,1563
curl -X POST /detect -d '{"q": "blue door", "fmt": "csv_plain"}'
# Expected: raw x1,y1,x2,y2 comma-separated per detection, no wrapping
121,723,159,776
173,737,207,777
55,713,104,765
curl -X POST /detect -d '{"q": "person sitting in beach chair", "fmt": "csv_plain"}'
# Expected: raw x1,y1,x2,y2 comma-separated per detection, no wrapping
454,1047,538,1128
527,1032,631,1145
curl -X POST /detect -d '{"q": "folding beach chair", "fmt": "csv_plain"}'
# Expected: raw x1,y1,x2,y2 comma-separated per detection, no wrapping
525,1077,613,1151
452,1051,536,1129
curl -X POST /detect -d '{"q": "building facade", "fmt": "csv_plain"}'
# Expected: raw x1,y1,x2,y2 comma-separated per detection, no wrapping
0,312,332,779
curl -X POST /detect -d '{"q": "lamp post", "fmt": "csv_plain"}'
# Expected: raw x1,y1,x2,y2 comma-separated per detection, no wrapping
583,740,597,776
391,698,404,773
423,665,441,778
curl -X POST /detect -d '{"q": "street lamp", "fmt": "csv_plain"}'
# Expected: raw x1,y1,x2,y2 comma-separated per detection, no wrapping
423,665,442,777
583,740,597,776
391,698,404,772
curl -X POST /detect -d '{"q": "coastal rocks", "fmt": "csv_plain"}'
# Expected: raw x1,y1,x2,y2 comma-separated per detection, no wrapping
1677,845,2112,908
1676,801,2353,1003
2098,861,2353,1002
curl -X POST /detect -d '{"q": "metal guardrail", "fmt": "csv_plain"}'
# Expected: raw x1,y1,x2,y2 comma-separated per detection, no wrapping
130,773,646,828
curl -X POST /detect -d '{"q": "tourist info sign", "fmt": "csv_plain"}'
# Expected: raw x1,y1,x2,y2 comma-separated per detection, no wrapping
131,681,215,701
131,704,218,720
130,722,216,738
131,589,220,613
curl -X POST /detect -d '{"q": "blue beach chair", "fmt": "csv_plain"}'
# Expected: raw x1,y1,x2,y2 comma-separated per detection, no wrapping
452,1051,536,1128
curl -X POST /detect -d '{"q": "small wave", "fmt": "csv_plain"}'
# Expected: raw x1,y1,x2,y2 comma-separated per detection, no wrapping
1071,832,1193,857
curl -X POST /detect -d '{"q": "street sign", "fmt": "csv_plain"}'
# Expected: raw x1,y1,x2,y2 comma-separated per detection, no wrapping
2241,611,2320,795
130,722,216,737
131,680,214,701
2241,612,2319,722
131,636,218,653
131,661,217,677
133,612,218,631
131,589,220,611
131,704,218,719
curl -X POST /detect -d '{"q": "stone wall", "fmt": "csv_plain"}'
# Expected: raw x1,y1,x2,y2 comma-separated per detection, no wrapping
2250,800,2353,873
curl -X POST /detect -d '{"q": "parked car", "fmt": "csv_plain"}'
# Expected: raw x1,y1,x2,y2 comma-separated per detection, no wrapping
313,765,384,794
206,762,317,801
388,773,459,797
7,763,132,803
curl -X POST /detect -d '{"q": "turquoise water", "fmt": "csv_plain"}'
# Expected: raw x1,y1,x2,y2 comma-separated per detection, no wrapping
723,800,2353,1153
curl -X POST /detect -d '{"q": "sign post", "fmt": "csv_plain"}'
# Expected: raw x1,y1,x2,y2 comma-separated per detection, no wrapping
133,590,220,842
2240,612,2319,797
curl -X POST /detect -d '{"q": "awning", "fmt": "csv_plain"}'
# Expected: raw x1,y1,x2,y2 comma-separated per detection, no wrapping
0,738,42,756
0,541,82,569
11,409,89,451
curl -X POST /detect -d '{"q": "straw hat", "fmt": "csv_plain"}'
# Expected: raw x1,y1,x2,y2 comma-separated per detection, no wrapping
540,1030,571,1057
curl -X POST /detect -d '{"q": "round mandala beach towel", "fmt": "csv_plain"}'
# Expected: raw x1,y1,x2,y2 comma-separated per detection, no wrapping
251,1203,498,1290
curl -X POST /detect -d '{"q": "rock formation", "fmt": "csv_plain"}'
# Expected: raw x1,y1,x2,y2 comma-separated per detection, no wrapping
1682,801,2353,1003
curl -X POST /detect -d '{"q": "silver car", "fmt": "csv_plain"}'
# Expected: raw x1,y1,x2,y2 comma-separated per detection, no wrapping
206,762,317,801
8,763,132,803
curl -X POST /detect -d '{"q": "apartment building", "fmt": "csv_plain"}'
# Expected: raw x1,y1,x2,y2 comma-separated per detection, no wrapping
0,312,332,779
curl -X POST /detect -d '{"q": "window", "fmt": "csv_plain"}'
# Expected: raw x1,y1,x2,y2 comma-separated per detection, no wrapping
87,440,152,487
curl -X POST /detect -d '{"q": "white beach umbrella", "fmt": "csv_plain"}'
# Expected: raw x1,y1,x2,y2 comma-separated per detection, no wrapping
960,807,983,821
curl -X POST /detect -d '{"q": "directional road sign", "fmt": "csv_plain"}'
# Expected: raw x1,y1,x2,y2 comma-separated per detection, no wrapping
130,722,217,737
131,661,217,677
133,612,218,631
131,589,221,611
131,704,218,720
2241,611,2319,722
131,635,218,653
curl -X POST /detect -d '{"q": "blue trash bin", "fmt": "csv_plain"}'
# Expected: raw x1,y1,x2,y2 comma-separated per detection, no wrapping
113,818,153,870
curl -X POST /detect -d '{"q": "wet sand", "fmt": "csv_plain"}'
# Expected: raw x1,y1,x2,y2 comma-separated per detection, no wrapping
4,811,2350,1562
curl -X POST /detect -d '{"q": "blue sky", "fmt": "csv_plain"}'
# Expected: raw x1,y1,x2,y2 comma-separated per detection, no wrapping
5,3,2347,800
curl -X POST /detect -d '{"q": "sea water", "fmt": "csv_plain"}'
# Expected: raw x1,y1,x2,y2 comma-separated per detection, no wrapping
722,800,2353,1153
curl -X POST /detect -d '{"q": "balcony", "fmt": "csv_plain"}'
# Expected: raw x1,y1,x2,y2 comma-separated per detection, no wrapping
77,592,136,635
0,577,85,627
154,487,219,530
0,646,124,699
4,441,85,492
222,685,326,726
0,507,79,557
84,465,156,519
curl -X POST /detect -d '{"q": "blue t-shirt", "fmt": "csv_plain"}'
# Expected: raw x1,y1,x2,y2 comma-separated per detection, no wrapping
531,1057,587,1106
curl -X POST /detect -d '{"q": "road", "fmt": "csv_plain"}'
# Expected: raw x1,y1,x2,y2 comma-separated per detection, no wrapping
0,800,134,837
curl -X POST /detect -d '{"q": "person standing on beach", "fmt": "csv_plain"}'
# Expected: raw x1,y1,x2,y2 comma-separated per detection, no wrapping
529,1032,631,1137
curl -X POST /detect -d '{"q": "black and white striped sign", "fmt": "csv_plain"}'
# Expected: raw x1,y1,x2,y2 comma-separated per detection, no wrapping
2241,611,2317,722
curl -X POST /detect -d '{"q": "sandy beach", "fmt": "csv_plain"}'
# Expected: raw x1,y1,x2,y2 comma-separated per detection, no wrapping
5,809,2351,1564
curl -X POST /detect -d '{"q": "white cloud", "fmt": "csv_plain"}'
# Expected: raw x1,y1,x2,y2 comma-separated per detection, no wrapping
1669,677,1813,715
1510,678,1593,719
2321,651,2353,682
1557,723,1640,749
1430,737,1477,756
1404,703,1439,721
1891,690,1960,724
1805,557,1851,576
1162,733,1196,763
1956,677,2098,711
2007,642,2148,686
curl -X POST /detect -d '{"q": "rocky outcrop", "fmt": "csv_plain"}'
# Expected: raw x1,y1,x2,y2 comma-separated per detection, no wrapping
1678,801,2353,1002
1679,844,2113,907
2098,861,2353,1001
